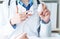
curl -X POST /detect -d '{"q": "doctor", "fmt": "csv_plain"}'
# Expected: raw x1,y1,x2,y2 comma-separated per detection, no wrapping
9,0,51,39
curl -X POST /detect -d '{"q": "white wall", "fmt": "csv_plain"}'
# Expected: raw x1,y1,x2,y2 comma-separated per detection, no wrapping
0,0,3,1
59,0,60,29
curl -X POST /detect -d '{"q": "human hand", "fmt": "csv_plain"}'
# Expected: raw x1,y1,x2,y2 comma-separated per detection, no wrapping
16,33,28,39
39,4,50,23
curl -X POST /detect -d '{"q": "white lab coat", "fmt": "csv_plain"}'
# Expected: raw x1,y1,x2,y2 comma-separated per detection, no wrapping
0,0,14,39
8,0,51,39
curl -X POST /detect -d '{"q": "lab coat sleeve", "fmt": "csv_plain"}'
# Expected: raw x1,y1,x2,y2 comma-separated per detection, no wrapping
17,21,51,39
38,2,51,37
40,20,51,37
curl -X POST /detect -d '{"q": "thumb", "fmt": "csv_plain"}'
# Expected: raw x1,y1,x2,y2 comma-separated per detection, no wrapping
42,3,47,10
22,33,27,36
39,11,43,17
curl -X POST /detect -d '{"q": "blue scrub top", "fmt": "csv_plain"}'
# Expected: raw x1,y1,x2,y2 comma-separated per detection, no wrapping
19,0,33,10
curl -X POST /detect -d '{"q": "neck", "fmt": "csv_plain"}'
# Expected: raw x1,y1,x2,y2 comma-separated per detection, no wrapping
21,0,29,6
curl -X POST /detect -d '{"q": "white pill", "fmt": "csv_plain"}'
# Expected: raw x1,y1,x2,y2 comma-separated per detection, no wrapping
38,4,43,13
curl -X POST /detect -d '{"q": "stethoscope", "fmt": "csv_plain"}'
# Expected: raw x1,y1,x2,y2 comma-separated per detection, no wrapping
8,0,40,37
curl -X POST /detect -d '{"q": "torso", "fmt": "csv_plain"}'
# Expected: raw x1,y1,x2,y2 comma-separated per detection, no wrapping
14,2,40,36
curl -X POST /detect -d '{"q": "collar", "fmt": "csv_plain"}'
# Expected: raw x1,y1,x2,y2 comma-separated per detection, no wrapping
19,0,33,10
19,0,33,6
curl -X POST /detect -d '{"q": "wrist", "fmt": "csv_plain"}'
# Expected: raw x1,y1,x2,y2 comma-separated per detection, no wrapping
42,19,50,24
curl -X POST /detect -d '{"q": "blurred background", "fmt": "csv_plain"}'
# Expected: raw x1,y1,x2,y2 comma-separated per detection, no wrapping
0,0,60,38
